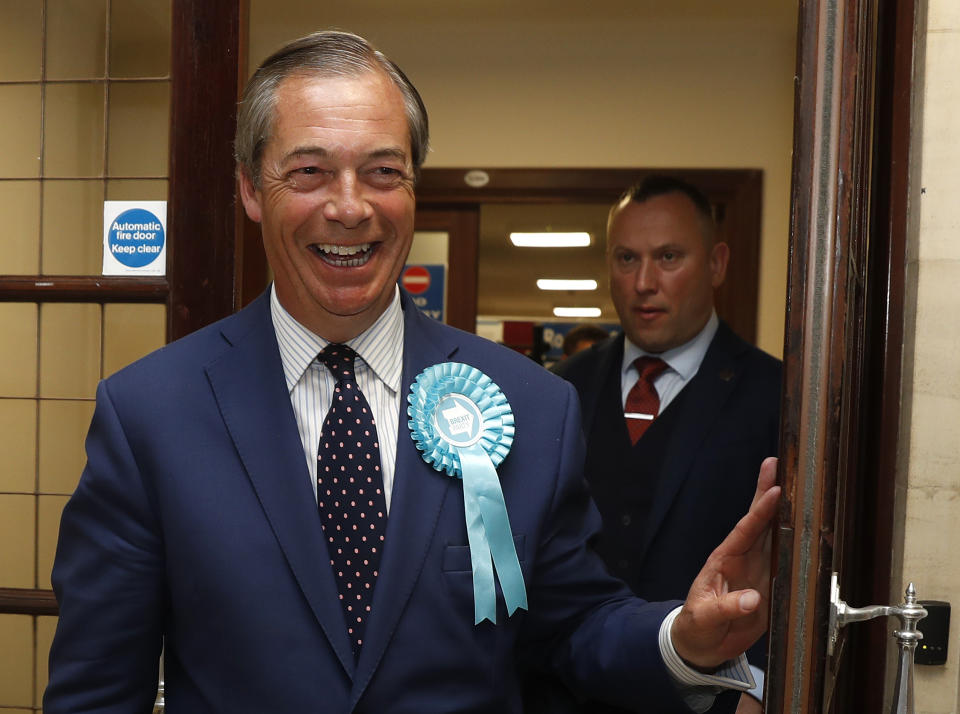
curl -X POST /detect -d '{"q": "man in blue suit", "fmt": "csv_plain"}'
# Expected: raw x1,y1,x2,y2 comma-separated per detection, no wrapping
45,32,779,713
548,176,782,713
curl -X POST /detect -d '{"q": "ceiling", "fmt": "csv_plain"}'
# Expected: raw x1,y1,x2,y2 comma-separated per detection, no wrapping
477,203,614,321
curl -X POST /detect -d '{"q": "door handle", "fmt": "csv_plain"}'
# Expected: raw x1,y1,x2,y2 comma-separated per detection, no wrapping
828,573,928,713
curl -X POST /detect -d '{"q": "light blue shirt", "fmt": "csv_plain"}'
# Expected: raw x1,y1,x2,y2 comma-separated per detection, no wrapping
621,312,719,410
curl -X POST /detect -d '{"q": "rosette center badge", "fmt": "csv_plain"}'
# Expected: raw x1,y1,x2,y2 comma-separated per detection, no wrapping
434,395,483,447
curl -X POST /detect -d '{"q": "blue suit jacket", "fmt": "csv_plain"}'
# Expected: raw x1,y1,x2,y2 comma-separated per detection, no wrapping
45,290,693,714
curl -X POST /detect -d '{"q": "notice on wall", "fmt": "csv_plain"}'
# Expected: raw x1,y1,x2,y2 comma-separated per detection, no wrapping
402,264,445,322
102,201,167,276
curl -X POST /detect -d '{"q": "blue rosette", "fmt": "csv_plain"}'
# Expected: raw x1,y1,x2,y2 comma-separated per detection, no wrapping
408,362,526,624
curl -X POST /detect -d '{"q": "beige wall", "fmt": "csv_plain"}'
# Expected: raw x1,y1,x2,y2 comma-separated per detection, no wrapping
249,0,798,357
896,0,960,710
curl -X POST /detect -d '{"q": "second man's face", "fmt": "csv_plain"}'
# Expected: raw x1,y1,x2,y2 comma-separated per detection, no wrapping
239,70,417,341
606,192,729,354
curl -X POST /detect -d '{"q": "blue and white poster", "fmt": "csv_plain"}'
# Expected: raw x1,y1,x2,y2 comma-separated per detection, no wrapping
102,201,167,276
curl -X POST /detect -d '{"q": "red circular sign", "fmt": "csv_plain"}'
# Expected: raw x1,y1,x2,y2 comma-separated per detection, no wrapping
402,265,431,295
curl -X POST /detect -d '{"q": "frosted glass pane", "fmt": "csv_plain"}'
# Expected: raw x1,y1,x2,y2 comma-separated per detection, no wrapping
107,82,170,177
0,0,42,81
46,0,108,80
0,181,40,274
44,82,106,177
110,0,172,78
41,180,105,275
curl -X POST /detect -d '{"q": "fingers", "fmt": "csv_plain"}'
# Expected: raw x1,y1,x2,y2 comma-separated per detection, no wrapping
705,588,762,626
719,458,780,555
672,458,780,667
738,590,760,612
671,586,767,667
749,456,778,509
714,488,779,562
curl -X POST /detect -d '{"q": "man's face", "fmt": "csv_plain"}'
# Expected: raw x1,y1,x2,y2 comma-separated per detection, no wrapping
239,71,416,341
606,192,729,353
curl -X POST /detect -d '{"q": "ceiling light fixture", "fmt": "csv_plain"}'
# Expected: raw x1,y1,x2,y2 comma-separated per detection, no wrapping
553,307,602,318
510,232,591,248
536,279,598,291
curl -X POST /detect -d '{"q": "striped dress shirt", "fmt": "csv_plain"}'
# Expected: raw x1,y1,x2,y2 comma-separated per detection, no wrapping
271,285,404,511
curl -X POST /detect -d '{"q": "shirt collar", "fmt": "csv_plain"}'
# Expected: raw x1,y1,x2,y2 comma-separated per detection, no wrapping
271,284,404,394
621,311,719,381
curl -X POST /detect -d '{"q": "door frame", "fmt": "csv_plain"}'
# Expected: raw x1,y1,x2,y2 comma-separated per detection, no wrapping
766,0,916,710
413,206,480,333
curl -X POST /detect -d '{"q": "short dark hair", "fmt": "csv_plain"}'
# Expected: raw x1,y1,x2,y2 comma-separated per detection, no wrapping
562,324,610,356
614,175,717,245
235,30,429,188
622,175,714,220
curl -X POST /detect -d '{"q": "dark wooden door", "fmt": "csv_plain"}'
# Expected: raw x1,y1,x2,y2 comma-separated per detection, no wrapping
413,206,481,333
765,0,916,710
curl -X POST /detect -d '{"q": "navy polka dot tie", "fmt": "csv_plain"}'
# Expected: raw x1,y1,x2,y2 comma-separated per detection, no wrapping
316,343,387,655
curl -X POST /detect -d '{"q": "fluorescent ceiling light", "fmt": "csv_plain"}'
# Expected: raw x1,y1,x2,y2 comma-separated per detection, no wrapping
537,279,598,291
553,307,602,318
510,232,591,247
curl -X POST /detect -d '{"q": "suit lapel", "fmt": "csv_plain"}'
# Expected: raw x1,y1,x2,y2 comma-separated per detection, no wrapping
576,335,624,434
351,295,459,705
205,294,356,678
634,324,747,564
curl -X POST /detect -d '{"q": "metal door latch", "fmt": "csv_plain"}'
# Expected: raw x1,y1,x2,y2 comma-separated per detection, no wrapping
828,573,928,713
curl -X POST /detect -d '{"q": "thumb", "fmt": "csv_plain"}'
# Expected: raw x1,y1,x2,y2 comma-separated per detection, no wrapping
713,588,761,621
738,590,760,612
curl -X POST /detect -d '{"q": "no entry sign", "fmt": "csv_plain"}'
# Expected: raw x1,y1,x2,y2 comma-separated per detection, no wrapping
401,264,445,322
401,265,431,294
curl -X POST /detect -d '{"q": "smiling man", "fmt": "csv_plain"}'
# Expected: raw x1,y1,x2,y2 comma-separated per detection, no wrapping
550,176,782,713
45,34,779,714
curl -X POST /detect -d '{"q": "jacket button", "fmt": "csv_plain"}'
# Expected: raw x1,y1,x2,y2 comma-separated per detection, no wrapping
621,514,632,526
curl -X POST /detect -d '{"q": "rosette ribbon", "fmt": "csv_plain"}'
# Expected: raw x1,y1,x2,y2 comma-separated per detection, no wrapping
408,362,527,624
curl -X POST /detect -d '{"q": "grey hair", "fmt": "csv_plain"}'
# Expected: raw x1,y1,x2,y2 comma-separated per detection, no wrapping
235,30,429,187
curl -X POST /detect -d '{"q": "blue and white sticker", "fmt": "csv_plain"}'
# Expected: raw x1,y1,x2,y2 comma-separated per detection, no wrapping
102,201,167,276
433,394,484,447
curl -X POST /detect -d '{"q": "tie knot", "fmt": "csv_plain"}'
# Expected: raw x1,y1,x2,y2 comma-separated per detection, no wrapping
319,343,358,383
633,356,668,382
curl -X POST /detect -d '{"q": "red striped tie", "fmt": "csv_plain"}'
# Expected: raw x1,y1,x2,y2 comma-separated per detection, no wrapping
624,356,668,444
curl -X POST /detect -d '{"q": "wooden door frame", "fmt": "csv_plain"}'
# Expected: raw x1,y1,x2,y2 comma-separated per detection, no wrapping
413,206,480,333
167,0,248,340
767,0,916,710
